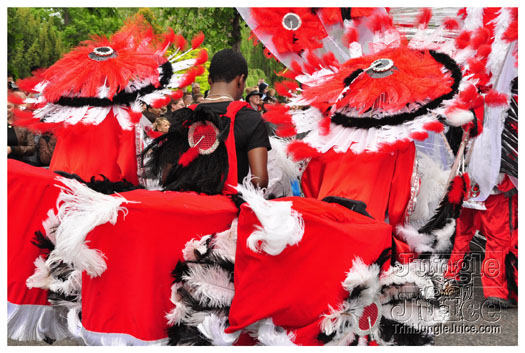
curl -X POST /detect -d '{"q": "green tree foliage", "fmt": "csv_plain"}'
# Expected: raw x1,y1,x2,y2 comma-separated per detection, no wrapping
8,6,286,91
8,8,65,78
240,24,285,87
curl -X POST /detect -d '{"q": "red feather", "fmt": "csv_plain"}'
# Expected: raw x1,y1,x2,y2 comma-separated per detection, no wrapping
171,90,184,100
476,44,492,59
423,120,444,133
276,125,297,137
318,8,342,25
467,58,486,74
503,13,518,42
409,131,429,141
178,66,205,88
151,95,171,108
8,93,25,105
443,17,460,30
342,27,359,47
448,175,465,204
287,140,321,161
276,68,298,80
321,52,340,69
291,61,304,76
367,13,394,33
191,32,205,50
16,76,42,93
455,31,471,50
194,49,208,65
274,81,298,98
159,28,176,52
485,90,508,106
128,110,143,124
416,8,432,29
459,84,478,105
173,34,187,51
178,146,200,167
470,27,490,49
319,116,331,136
457,8,467,20
305,51,322,70
262,104,292,124
377,139,410,154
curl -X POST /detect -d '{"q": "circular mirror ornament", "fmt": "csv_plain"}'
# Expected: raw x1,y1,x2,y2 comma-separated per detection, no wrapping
282,13,302,31
88,46,118,61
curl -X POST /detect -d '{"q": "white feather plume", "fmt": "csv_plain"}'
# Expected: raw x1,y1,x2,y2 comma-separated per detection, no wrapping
396,224,434,254
235,178,304,256
182,264,234,307
182,235,212,261
26,256,52,290
255,319,296,346
112,106,133,131
197,314,240,346
47,176,132,277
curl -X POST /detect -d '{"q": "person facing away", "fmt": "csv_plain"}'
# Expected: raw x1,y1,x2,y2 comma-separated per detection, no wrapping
195,48,270,188
151,49,271,191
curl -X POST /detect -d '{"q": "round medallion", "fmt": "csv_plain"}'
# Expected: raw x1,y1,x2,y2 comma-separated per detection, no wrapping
353,301,382,336
366,58,396,78
188,121,220,155
88,46,117,61
282,13,302,31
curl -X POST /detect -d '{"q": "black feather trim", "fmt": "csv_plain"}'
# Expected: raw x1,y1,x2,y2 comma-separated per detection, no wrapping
374,247,392,269
343,69,364,87
53,62,173,107
228,193,246,211
31,231,55,256
317,331,336,344
167,323,212,346
54,170,143,194
172,260,190,283
379,317,433,346
331,50,462,129
505,251,518,296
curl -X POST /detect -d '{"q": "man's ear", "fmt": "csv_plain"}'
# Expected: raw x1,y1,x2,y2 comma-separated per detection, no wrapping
238,74,246,87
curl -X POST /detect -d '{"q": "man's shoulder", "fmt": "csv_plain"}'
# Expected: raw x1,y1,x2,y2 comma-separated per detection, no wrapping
236,106,263,121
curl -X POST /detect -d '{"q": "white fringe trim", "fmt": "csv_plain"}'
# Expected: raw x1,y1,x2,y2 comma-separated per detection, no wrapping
8,302,73,342
235,178,304,256
48,176,134,278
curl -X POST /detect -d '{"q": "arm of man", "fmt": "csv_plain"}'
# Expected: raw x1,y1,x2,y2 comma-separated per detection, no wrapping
248,147,269,188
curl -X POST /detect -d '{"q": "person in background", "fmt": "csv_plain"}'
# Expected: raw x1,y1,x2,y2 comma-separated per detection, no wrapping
153,117,171,133
183,92,193,107
192,93,204,105
246,88,263,111
258,81,268,100
8,101,36,162
191,82,201,98
37,132,57,167
168,98,185,112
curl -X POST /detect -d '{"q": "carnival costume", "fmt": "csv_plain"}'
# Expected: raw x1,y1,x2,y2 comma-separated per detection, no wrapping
7,8,517,346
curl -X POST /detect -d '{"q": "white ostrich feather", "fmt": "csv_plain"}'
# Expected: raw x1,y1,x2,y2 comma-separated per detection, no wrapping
47,176,132,277
235,178,304,256
26,256,52,290
197,314,240,345
182,264,234,307
112,105,133,131
255,318,296,346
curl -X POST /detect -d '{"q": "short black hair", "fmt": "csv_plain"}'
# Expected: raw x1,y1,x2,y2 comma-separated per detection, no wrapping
208,49,248,83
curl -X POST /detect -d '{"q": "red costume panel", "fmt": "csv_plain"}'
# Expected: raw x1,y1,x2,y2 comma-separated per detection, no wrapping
226,197,392,345
50,111,138,184
81,190,238,342
8,160,61,307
